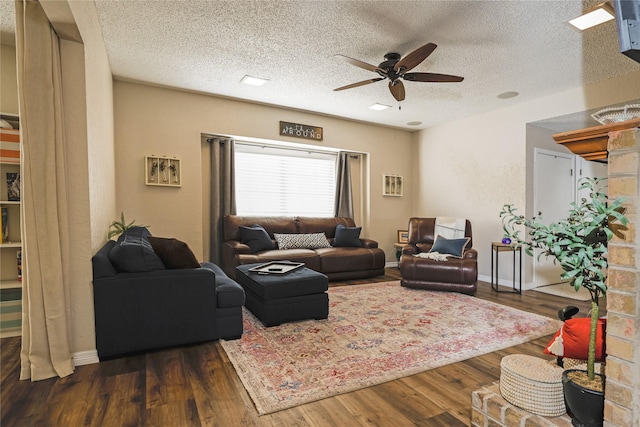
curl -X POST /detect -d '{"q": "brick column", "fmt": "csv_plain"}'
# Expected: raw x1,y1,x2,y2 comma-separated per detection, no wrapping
606,128,640,427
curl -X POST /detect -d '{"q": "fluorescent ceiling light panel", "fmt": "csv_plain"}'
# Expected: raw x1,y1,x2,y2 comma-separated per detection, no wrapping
240,75,269,86
369,103,391,111
568,3,615,31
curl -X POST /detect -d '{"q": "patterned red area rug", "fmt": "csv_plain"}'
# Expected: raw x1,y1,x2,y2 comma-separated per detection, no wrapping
220,281,561,415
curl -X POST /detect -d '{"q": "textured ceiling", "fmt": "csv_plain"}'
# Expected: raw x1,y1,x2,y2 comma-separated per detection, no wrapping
2,1,640,130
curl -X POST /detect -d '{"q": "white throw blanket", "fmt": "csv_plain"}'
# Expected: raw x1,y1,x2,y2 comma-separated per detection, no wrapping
434,217,466,239
414,252,450,262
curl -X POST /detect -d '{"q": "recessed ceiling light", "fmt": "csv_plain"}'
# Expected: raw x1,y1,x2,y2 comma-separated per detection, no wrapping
568,3,615,31
369,103,391,111
406,121,422,126
240,75,269,86
497,91,519,99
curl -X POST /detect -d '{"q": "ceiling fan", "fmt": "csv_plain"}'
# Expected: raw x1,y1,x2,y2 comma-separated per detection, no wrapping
334,43,464,102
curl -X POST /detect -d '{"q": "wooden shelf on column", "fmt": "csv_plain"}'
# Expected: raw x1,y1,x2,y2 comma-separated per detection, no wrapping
553,117,640,162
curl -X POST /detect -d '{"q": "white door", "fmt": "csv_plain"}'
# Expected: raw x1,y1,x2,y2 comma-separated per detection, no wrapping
533,149,575,286
577,157,608,200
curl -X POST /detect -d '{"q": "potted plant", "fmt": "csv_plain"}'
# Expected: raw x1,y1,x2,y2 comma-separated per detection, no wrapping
108,212,148,239
500,177,627,427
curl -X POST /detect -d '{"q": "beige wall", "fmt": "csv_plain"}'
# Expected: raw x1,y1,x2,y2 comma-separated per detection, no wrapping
65,0,115,357
113,81,414,262
415,70,640,285
1,44,18,114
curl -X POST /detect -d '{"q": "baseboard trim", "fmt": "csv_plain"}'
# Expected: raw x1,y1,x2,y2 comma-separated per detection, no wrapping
74,349,99,366
477,274,535,291
385,261,399,269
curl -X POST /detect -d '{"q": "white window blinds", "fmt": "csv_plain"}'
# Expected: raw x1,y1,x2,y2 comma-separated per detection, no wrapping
235,143,337,217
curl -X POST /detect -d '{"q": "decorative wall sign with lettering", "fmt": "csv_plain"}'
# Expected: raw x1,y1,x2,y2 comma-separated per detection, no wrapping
279,121,323,141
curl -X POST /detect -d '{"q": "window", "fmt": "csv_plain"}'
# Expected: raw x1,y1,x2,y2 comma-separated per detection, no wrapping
235,143,337,216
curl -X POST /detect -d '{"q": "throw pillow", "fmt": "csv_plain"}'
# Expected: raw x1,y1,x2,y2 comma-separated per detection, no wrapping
428,235,470,258
544,317,607,361
147,236,200,269
109,227,165,273
239,224,275,253
333,223,362,247
274,233,332,250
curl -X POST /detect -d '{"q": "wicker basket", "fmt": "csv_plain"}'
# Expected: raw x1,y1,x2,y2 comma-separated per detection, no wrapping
500,354,566,417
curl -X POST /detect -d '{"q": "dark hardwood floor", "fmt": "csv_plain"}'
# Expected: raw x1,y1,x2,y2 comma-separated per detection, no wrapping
1,269,599,427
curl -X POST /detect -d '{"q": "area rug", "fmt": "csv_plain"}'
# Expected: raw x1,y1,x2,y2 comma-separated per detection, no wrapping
220,281,561,415
533,282,592,301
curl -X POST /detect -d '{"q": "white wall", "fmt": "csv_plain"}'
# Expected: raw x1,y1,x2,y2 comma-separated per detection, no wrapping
415,70,640,286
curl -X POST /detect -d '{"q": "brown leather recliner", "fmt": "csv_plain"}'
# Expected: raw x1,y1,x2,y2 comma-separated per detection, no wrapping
399,217,478,295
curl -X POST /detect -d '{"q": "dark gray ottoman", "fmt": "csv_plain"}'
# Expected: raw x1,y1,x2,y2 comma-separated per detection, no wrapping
235,263,329,326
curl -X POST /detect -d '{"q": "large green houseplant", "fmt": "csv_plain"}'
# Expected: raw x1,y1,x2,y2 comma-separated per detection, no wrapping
500,177,627,386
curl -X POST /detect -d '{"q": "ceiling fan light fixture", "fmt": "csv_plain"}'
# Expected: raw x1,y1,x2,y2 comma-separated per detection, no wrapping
369,103,391,111
240,75,269,86
568,2,615,31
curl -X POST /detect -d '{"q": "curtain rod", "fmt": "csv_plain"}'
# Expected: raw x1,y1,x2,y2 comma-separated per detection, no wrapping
205,134,233,143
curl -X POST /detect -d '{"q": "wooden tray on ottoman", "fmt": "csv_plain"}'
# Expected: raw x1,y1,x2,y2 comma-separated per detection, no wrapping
236,263,329,327
248,261,304,275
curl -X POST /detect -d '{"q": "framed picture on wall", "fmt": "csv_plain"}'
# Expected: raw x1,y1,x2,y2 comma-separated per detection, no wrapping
383,174,403,196
397,230,409,243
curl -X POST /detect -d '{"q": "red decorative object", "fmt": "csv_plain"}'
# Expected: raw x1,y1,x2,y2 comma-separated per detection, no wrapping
544,317,607,361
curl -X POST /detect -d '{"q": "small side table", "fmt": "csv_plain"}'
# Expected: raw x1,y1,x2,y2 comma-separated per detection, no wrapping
394,243,405,267
491,242,522,294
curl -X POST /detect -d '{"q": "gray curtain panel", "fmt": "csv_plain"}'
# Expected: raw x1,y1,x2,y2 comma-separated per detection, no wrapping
334,151,354,218
208,137,236,265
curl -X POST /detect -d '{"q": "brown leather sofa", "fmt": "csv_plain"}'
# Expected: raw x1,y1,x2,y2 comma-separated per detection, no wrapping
399,217,477,295
222,215,386,281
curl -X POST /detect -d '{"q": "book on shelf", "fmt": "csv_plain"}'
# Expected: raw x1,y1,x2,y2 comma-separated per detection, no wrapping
0,128,20,164
6,173,20,201
17,249,22,282
1,207,7,243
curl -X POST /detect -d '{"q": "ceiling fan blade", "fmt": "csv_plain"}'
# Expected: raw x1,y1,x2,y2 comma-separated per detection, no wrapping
334,78,385,91
403,72,464,83
394,43,437,73
388,80,405,102
334,54,382,73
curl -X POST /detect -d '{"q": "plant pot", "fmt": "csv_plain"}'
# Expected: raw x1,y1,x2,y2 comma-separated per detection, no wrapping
562,369,605,427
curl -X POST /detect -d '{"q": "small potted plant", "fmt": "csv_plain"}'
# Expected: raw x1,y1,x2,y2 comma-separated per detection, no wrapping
500,177,627,427
108,212,149,239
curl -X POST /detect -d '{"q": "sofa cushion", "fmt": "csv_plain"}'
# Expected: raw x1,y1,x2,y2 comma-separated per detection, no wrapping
109,227,165,273
239,224,275,253
316,247,385,273
333,224,362,247
274,232,331,250
147,237,200,269
428,235,470,258
295,216,356,237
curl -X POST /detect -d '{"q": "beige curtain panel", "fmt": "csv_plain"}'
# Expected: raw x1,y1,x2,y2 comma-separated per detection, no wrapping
16,0,74,381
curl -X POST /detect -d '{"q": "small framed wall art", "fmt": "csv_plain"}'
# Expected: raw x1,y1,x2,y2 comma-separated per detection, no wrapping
397,230,409,244
145,156,181,187
383,174,403,196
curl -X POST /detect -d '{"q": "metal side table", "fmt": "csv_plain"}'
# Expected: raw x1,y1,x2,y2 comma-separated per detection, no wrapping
491,242,522,294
